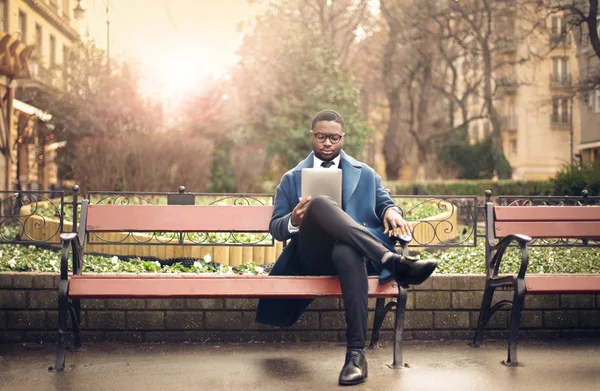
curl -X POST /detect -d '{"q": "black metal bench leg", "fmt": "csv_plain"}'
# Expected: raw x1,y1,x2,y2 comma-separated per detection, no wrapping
369,298,387,348
392,285,408,369
54,280,69,372
472,283,496,347
504,278,526,366
68,300,82,349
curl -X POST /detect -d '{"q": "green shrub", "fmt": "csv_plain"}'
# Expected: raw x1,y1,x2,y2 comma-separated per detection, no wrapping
384,179,555,196
552,161,600,196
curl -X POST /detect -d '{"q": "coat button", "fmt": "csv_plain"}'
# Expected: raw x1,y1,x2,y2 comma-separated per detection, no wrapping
362,222,368,227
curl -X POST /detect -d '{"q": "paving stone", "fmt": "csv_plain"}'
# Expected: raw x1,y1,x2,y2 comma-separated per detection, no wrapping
320,311,346,330
165,311,204,330
560,294,595,309
88,311,126,330
146,299,186,310
0,290,27,309
543,310,578,329
32,274,56,289
204,311,242,330
127,311,165,330
225,298,259,310
434,311,470,329
415,292,451,309
579,310,600,328
8,311,45,330
525,295,560,309
12,274,33,289
28,291,56,309
186,298,224,310
452,291,484,309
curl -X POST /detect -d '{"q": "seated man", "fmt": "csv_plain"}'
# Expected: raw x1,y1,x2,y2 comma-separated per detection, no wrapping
255,110,438,386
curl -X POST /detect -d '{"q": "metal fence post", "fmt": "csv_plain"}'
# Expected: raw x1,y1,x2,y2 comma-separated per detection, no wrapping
72,185,79,233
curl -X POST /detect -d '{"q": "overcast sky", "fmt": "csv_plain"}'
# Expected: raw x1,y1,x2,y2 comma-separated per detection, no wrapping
79,0,262,98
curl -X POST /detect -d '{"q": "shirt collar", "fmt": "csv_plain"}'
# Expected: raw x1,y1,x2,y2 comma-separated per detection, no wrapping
313,154,341,169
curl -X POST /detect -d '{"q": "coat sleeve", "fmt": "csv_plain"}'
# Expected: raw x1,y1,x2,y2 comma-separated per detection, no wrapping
269,174,297,242
374,171,397,222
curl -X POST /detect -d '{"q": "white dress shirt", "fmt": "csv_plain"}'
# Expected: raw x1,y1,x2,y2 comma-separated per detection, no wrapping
287,155,341,233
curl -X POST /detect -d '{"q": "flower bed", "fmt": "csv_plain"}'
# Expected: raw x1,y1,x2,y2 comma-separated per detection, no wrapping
18,198,460,266
1,240,598,275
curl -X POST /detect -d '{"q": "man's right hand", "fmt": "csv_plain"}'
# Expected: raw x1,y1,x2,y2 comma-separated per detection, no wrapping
290,196,312,227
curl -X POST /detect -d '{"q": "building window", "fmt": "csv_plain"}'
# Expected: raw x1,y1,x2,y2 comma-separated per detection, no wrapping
595,89,600,114
509,139,517,156
49,0,58,10
18,11,27,43
35,24,42,59
551,16,570,46
483,121,490,136
552,97,570,125
50,35,56,67
0,1,6,31
63,0,70,18
551,57,569,84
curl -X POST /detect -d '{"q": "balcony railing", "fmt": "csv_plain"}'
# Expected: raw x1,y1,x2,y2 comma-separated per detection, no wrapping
550,73,572,87
29,61,54,86
550,114,571,128
550,34,571,47
497,36,517,52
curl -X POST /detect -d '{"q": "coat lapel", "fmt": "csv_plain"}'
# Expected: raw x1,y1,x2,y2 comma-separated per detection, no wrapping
292,153,314,201
340,151,361,208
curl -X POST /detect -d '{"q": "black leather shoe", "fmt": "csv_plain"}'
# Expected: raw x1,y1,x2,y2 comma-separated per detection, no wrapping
339,349,368,386
379,254,439,285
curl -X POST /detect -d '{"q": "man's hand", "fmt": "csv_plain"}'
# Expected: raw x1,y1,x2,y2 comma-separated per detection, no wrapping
291,197,312,227
383,207,411,237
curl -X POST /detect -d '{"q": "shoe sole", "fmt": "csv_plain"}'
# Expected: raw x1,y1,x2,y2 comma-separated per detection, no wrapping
339,372,367,386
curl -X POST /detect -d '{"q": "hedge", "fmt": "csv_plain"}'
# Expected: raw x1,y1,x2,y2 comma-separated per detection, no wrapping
383,180,555,196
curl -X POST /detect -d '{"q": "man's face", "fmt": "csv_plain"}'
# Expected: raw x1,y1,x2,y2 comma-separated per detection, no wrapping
311,120,344,161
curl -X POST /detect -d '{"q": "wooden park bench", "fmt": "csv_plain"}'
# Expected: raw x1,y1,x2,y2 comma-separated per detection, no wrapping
472,192,600,365
53,193,412,372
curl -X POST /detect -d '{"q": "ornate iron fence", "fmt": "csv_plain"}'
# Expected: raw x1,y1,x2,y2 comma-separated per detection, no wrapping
86,188,275,247
0,190,65,244
495,190,600,247
390,195,481,248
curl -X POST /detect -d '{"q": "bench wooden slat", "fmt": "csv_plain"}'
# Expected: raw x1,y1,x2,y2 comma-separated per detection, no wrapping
494,221,600,238
494,206,600,222
525,275,600,294
68,275,399,298
86,205,273,232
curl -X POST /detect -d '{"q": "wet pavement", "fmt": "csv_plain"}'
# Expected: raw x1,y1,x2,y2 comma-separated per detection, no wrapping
1,339,599,391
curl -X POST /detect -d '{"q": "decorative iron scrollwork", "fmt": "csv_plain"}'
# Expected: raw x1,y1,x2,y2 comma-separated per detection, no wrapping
391,196,478,247
0,191,64,244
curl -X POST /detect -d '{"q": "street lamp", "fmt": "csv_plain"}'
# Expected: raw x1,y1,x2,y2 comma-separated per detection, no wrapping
73,0,85,20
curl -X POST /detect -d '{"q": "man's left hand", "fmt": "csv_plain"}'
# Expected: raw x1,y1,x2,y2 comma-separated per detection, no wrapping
383,207,411,237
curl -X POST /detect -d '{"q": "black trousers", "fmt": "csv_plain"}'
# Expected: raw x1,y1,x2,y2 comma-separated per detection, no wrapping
297,196,390,349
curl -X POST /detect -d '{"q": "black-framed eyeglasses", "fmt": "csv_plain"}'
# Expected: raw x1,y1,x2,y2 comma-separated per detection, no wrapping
310,131,345,144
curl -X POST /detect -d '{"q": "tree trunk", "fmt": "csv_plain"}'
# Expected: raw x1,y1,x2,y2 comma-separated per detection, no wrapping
383,92,403,179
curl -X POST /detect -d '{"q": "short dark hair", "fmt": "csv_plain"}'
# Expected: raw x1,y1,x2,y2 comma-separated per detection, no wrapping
311,110,345,130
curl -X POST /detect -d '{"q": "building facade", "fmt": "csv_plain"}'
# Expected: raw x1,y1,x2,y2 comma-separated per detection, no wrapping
0,0,80,191
576,16,600,164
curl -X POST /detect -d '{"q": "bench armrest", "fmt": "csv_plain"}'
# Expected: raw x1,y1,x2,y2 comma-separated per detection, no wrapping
59,232,83,282
489,234,532,279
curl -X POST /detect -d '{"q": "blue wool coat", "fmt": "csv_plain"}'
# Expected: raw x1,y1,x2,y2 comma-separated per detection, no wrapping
255,150,399,327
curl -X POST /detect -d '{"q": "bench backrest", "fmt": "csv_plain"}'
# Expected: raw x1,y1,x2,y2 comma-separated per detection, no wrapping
85,204,274,232
492,206,600,239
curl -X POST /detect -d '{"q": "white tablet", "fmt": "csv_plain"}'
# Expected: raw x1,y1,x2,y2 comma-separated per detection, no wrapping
301,168,342,206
